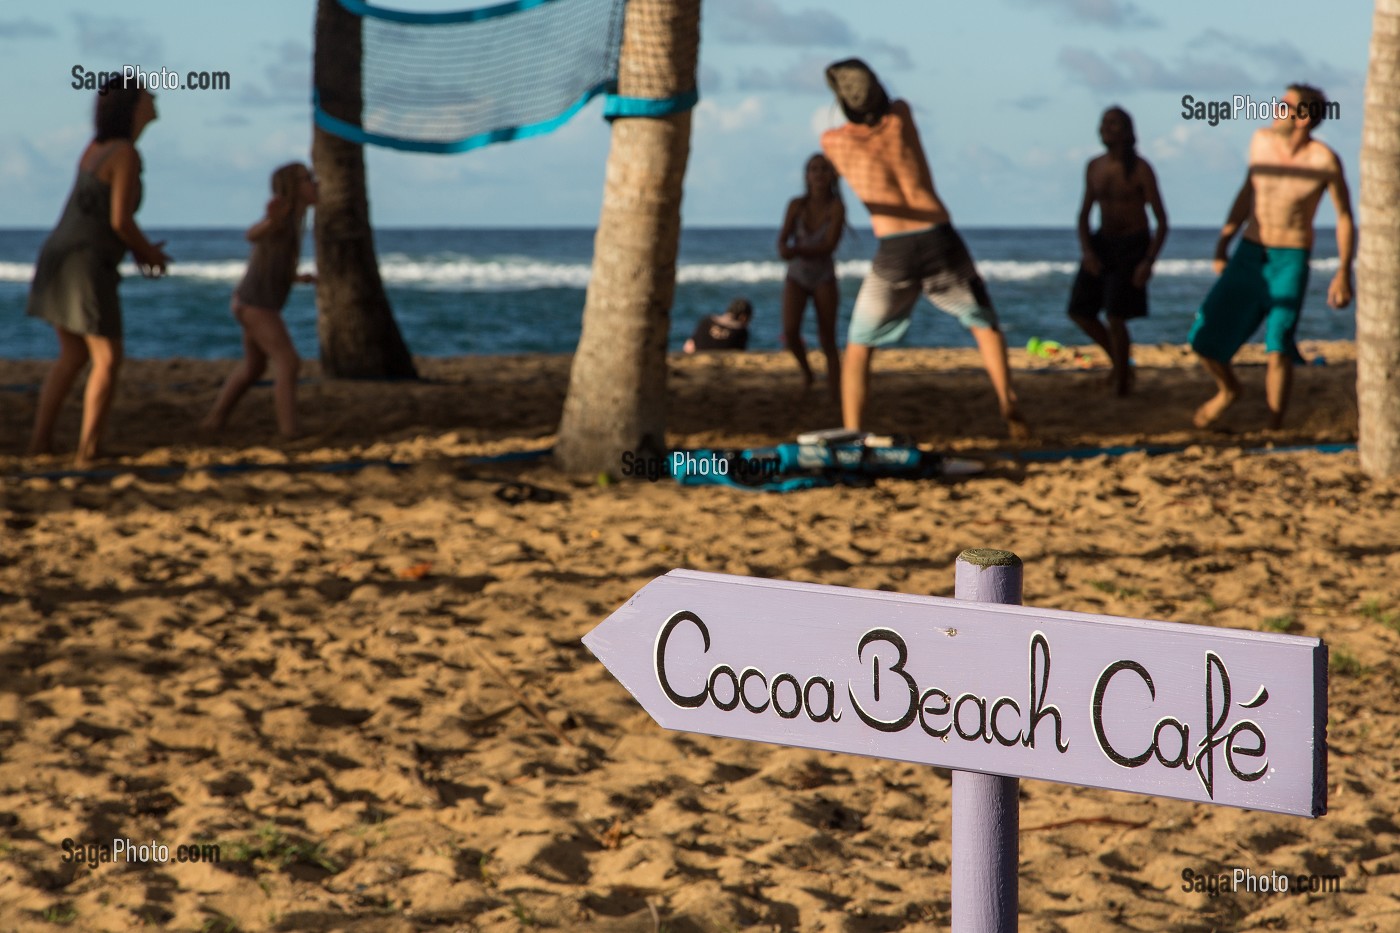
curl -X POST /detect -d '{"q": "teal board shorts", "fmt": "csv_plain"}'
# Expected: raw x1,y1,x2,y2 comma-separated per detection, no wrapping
847,224,998,347
1188,239,1310,364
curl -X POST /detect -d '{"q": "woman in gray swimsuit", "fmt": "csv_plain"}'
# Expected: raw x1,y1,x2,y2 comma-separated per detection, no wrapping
777,153,845,404
26,80,171,464
202,162,317,438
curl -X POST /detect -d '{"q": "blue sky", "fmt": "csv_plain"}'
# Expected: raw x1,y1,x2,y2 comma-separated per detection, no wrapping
0,0,1372,229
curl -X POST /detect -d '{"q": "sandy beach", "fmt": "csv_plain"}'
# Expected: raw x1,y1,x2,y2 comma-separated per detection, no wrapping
1,341,1397,931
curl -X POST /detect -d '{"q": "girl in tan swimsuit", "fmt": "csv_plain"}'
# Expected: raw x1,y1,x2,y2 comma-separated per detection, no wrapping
202,163,318,438
776,153,845,405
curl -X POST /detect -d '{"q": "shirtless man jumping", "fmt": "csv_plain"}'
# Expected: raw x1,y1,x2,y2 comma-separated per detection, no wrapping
1068,107,1168,396
1188,83,1354,429
820,59,1027,438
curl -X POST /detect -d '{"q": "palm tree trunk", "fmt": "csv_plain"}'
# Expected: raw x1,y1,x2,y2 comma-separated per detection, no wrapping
313,0,417,379
554,0,700,474
1358,0,1400,476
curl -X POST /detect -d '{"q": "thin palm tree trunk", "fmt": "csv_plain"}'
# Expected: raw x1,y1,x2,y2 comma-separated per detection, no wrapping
312,0,417,379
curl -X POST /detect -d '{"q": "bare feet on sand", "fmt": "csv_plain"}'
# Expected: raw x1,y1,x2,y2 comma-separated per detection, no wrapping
1110,365,1136,397
1003,406,1031,441
1193,387,1240,428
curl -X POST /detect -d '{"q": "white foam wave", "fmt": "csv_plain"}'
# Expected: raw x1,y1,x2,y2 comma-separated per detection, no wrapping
0,262,37,283
0,260,311,283
143,260,254,281
0,254,1345,288
376,255,592,289
977,260,1078,280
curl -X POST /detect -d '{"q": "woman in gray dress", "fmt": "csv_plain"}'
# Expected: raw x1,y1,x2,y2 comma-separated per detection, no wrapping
26,79,171,465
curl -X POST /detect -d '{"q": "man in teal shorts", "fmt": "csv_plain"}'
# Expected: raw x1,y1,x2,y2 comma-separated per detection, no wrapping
1188,84,1354,429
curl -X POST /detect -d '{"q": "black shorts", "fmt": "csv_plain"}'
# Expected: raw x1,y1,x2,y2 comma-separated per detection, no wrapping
1067,230,1150,320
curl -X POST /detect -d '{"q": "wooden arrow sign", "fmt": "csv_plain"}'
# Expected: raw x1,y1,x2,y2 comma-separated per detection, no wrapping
584,569,1327,817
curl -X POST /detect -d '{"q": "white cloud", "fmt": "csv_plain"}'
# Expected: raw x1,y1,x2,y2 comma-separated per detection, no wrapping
961,143,1016,176
1058,36,1356,97
188,125,309,174
808,102,844,138
9,124,90,178
711,0,855,47
735,57,832,95
0,18,56,39
0,140,32,183
695,96,764,134
1145,123,1242,171
238,40,311,107
1008,0,1159,30
394,151,476,185
72,13,162,63
1021,145,1068,169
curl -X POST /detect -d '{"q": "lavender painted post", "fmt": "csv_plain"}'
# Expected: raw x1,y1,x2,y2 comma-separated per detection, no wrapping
952,548,1022,933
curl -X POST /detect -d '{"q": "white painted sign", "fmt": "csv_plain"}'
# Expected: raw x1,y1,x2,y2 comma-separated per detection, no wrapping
583,570,1327,818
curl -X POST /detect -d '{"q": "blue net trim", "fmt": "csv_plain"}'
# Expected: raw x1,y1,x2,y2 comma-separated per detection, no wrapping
338,0,569,25
603,89,698,120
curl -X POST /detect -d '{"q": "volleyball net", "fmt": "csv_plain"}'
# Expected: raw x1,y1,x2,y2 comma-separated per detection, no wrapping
314,0,698,154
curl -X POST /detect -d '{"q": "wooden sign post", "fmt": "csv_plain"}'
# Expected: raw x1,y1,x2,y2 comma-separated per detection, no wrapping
583,550,1328,931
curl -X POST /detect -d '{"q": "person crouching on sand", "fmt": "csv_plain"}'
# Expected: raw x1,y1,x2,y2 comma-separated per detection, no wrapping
1067,107,1167,396
684,298,754,353
819,59,1027,439
203,162,317,438
777,153,844,404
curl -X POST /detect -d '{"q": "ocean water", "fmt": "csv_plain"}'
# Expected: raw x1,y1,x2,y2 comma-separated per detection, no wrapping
0,227,1351,361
